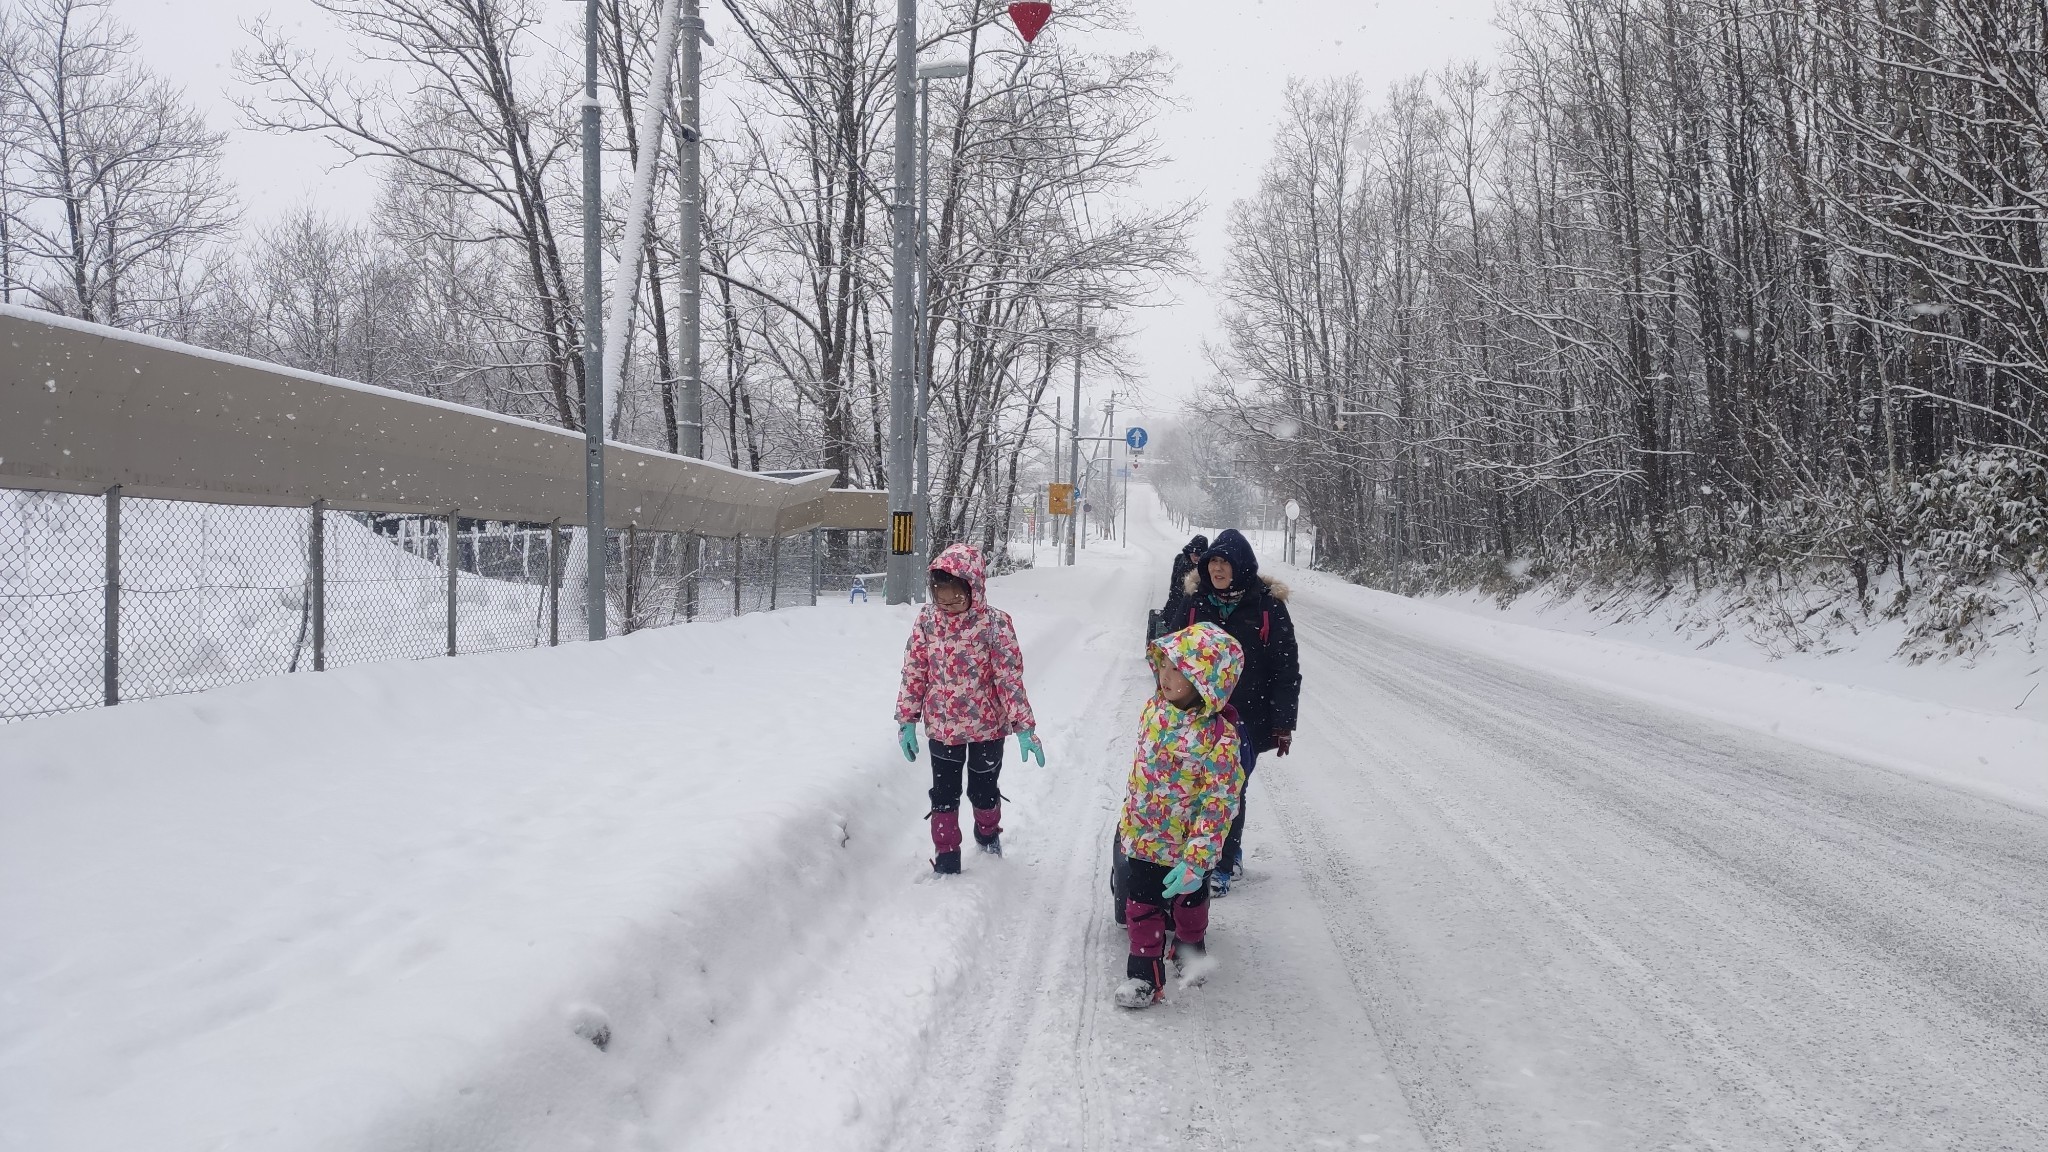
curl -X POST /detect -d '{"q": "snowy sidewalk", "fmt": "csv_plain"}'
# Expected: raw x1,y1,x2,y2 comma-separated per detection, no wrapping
1,584,1087,1152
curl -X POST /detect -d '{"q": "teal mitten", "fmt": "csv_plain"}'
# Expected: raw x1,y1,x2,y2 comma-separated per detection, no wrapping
1163,861,1203,899
1016,729,1045,766
898,721,920,762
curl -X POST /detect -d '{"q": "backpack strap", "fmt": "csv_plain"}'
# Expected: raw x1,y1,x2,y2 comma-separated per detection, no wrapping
1259,609,1270,645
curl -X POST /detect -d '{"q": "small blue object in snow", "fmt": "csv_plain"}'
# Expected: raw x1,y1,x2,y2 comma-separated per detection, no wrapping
850,574,869,603
1125,426,1148,450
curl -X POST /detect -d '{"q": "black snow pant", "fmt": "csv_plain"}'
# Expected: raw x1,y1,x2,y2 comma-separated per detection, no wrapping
1220,727,1262,875
1123,856,1212,983
929,738,1005,846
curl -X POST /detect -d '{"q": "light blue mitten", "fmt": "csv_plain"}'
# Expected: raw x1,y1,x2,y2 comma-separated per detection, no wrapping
1163,861,1203,899
1016,729,1045,767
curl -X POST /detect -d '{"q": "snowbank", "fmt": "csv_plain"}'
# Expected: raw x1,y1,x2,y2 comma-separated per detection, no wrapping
0,599,921,1152
1418,578,2045,722
2,490,550,719
1275,565,2048,814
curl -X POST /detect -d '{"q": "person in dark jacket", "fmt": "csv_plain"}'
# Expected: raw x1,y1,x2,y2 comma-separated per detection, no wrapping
1160,535,1208,628
1181,529,1300,894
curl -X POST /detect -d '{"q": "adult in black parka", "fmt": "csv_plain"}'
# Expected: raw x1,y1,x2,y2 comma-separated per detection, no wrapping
1181,528,1300,890
1160,534,1208,627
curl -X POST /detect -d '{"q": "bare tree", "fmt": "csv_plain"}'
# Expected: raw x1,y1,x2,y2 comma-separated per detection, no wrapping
1203,0,2048,621
0,0,236,327
237,0,586,428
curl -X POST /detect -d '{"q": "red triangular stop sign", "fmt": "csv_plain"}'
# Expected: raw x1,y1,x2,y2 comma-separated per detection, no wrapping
1008,2,1052,43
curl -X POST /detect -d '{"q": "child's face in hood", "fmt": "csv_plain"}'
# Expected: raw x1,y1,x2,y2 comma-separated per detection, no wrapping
1148,623,1244,716
928,543,986,616
932,578,971,615
1154,656,1202,709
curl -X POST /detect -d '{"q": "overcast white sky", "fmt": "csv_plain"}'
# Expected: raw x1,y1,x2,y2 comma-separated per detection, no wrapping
117,0,1500,431
1100,0,1499,427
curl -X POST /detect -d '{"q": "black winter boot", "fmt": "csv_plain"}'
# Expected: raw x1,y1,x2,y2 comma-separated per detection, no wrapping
932,850,962,875
1116,954,1166,1008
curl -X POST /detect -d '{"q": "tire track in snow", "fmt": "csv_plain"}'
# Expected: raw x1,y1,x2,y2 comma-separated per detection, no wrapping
878,561,1168,1152
1261,762,1506,1152
1287,626,1840,1151
1279,584,2048,1150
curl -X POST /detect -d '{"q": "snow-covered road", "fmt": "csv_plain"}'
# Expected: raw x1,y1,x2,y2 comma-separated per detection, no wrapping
868,494,2048,1152
9,485,2044,1152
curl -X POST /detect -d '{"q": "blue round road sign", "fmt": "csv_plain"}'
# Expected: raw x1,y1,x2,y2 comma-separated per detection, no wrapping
1125,426,1149,450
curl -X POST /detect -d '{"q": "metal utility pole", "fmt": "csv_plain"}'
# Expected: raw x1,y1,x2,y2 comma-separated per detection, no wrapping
677,0,705,459
884,0,918,603
1065,298,1083,566
913,72,933,570
580,0,606,641
1051,395,1060,546
1122,448,1130,545
1103,393,1115,543
911,60,966,572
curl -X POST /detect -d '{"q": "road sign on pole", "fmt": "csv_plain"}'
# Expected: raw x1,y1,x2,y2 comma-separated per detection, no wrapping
1285,499,1300,521
1048,483,1074,516
1125,426,1148,451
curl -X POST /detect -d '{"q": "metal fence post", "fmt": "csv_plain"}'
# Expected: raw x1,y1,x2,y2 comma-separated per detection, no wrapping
733,534,744,617
311,499,326,672
445,510,459,657
103,485,120,706
810,528,821,606
768,534,781,610
548,519,561,647
684,531,699,621
624,522,639,634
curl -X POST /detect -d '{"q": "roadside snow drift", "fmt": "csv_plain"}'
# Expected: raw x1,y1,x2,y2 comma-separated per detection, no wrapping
1,600,929,1152
1269,565,2048,815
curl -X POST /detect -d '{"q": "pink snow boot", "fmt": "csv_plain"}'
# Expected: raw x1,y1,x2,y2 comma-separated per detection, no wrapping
1118,902,1170,1007
972,805,1003,855
930,808,962,874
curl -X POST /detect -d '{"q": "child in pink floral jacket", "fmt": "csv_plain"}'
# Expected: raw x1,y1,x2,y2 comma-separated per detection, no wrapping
896,543,1043,874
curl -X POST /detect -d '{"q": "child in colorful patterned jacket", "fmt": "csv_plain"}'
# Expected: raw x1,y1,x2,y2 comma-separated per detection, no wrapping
896,543,1044,875
1114,621,1246,1008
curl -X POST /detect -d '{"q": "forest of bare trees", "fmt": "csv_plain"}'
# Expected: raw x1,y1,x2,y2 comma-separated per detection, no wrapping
0,0,1186,560
1200,0,2048,647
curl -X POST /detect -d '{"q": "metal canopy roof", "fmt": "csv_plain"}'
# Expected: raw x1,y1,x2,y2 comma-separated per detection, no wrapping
0,305,883,535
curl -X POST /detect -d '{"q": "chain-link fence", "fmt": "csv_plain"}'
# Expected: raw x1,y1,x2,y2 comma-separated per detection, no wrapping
1,486,888,722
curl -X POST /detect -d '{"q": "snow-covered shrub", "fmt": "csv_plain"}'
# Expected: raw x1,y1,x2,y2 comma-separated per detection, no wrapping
1892,452,2048,659
1350,449,2046,664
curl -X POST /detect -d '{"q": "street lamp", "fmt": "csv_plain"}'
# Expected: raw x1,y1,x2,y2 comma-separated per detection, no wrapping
912,58,970,578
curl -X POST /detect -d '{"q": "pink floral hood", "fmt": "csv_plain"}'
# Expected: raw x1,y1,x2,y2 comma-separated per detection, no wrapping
894,544,1036,745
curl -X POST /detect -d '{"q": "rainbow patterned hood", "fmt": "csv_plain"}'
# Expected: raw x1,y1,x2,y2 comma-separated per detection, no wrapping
1147,621,1244,717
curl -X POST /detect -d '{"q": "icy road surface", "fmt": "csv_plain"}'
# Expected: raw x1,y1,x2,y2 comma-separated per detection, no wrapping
862,497,2048,1152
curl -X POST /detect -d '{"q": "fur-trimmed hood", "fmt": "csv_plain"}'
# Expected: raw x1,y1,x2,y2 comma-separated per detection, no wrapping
1182,568,1290,602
